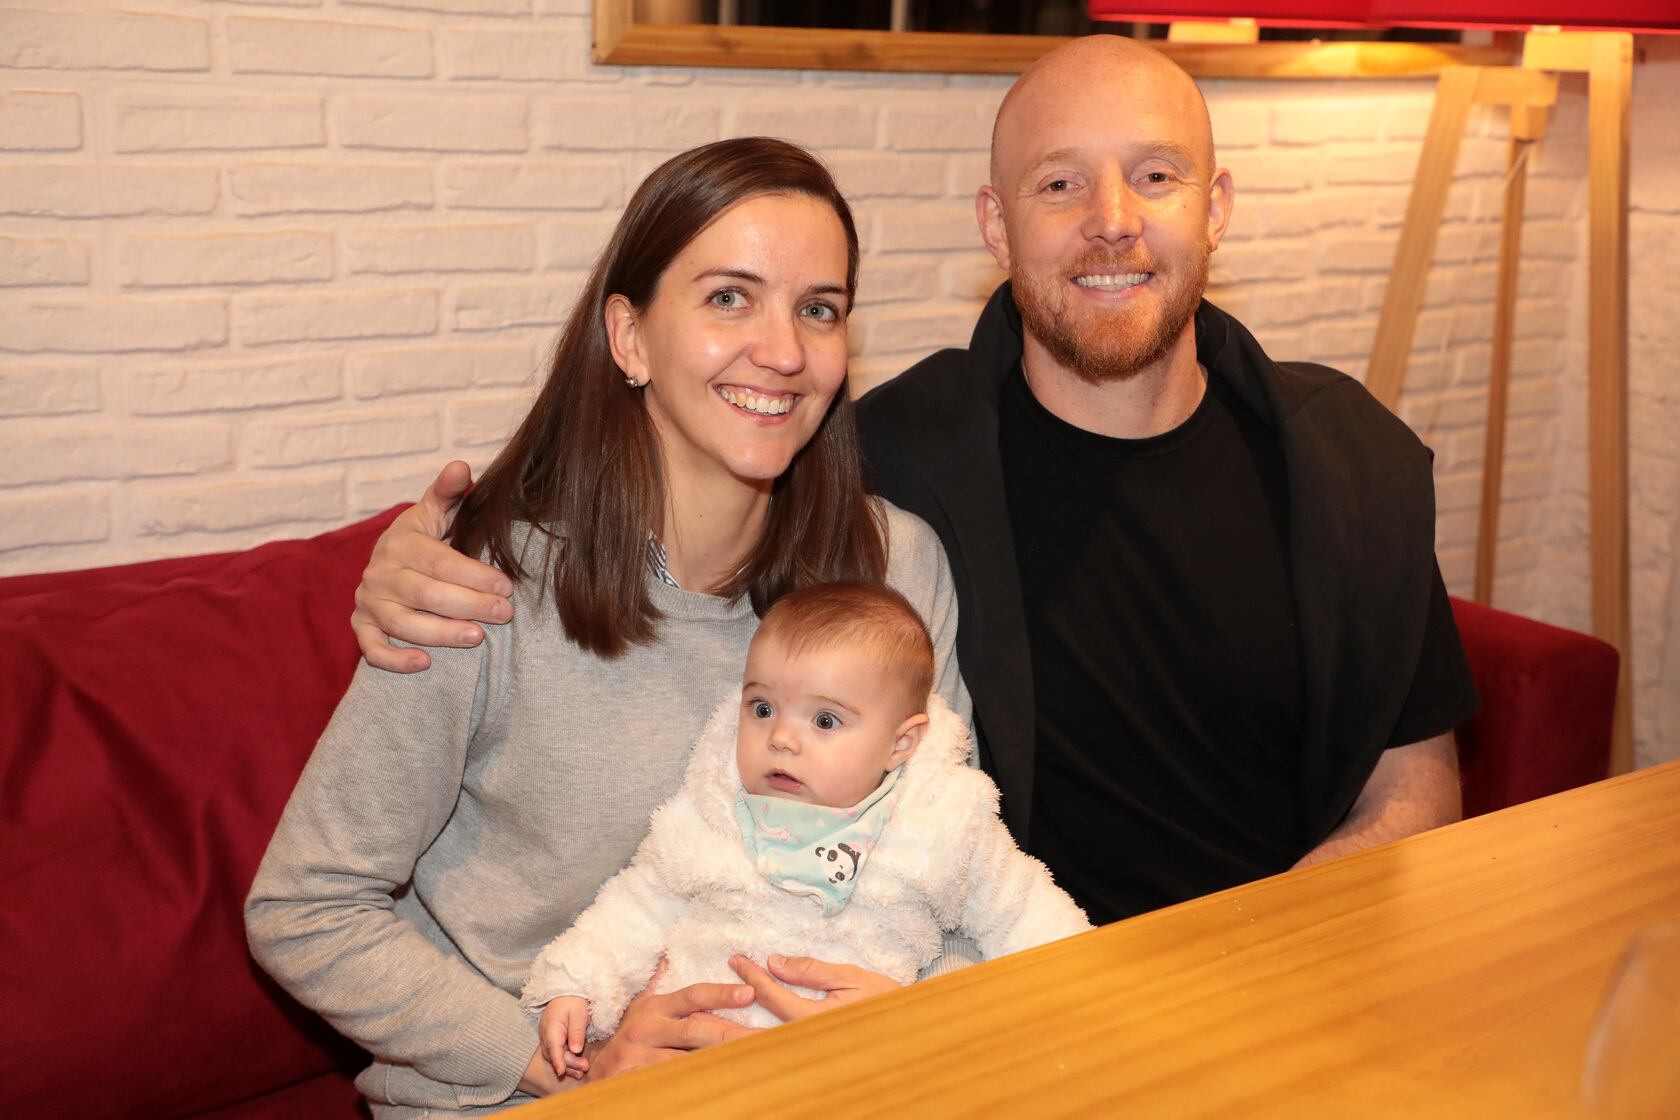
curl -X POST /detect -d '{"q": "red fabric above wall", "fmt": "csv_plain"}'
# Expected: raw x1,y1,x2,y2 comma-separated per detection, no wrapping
1088,0,1680,31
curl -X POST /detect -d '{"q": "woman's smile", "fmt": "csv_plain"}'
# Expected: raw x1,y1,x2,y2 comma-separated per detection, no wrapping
717,384,797,418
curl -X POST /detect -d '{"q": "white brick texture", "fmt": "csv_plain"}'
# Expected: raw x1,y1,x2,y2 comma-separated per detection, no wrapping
0,490,110,553
339,95,527,152
120,232,334,288
112,93,324,154
235,290,437,345
0,166,219,218
0,236,92,288
0,10,1672,769
230,163,434,215
3,298,227,353
0,366,101,418
344,224,534,275
0,91,82,151
129,473,346,535
129,356,343,414
227,17,433,79
243,408,440,467
0,9,209,73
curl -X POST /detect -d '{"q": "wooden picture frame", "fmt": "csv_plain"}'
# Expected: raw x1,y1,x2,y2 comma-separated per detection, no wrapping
592,1,1516,78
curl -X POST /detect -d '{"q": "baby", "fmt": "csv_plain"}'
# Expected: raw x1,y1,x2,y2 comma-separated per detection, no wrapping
520,581,1090,1077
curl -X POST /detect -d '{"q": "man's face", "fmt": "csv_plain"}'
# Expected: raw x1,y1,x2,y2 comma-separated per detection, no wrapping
980,50,1232,382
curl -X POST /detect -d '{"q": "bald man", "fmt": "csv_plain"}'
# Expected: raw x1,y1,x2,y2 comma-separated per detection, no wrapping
353,37,1477,926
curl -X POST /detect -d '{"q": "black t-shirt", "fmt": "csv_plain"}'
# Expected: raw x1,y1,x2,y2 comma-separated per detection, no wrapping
1000,365,1469,925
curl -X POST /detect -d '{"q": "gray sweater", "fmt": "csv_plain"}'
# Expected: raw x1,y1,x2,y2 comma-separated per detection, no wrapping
244,503,969,1118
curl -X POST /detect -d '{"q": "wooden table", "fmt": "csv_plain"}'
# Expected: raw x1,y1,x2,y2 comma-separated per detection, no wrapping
514,761,1680,1118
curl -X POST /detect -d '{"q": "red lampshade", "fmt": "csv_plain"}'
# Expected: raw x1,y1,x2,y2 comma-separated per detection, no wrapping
1088,0,1680,32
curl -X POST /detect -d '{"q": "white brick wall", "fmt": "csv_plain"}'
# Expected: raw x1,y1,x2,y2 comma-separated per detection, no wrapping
0,6,1674,765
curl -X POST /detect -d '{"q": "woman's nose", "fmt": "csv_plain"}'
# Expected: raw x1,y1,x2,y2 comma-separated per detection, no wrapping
749,311,807,376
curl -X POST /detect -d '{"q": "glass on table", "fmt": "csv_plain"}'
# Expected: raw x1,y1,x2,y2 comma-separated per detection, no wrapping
1581,922,1680,1119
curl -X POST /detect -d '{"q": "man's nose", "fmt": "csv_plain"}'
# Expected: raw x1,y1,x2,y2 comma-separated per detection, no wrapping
749,310,807,376
1083,177,1142,244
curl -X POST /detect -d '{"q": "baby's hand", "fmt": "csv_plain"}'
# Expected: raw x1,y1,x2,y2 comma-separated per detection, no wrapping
539,996,591,1080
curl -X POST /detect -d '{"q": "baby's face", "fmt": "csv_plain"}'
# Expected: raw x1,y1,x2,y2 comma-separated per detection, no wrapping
736,631,921,807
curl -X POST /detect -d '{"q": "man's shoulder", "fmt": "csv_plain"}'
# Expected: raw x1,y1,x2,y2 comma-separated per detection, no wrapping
1246,344,1423,454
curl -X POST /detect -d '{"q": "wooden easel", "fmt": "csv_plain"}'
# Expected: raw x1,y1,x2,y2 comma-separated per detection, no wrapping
1365,30,1635,774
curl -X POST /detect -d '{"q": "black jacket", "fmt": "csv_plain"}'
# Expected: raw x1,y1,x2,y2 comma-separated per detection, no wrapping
857,282,1465,848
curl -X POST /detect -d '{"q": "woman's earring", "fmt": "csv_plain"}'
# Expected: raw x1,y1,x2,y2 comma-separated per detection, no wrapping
624,375,638,388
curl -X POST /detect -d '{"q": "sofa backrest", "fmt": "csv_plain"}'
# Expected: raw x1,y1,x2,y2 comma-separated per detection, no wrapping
0,508,402,1120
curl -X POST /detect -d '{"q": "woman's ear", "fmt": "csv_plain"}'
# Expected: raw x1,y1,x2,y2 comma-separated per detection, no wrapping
888,713,930,768
604,294,650,387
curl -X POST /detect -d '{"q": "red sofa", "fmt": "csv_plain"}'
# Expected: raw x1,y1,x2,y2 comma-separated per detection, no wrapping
0,508,1620,1120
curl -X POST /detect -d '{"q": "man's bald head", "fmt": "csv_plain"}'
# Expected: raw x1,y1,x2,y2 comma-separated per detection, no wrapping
990,36,1215,189
973,34,1234,389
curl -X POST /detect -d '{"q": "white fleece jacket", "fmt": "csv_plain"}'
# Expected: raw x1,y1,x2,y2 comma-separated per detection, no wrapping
520,689,1090,1033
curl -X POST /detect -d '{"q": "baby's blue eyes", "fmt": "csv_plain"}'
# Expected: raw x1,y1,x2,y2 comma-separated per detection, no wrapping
745,700,841,729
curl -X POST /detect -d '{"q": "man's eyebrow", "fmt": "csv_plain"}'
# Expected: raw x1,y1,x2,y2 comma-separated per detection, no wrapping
1140,140,1199,166
1025,141,1199,172
1026,147,1085,172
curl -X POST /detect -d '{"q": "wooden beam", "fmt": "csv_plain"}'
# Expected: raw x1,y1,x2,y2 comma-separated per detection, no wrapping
1521,28,1606,73
1365,65,1479,411
1585,33,1635,773
1474,132,1532,606
1470,66,1557,108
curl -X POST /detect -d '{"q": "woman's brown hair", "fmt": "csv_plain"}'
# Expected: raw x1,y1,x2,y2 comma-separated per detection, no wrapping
449,137,886,657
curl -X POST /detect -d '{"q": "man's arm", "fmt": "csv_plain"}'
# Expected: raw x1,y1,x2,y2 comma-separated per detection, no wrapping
1293,732,1462,868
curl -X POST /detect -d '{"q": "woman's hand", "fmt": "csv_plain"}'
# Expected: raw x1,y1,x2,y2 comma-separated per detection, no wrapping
729,953,901,1021
585,964,757,1081
351,460,516,672
518,1045,567,1098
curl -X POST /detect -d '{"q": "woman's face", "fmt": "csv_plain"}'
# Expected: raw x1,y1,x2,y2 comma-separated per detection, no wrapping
608,193,852,494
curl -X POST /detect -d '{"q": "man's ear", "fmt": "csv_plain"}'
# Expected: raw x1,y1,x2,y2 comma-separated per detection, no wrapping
975,186,1013,272
888,713,929,768
604,294,650,386
1205,167,1235,254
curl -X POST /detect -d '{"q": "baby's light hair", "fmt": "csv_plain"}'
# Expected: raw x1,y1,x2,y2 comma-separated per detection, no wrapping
754,582,935,716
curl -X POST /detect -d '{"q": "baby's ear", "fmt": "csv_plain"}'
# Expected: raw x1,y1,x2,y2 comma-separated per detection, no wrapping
888,713,929,767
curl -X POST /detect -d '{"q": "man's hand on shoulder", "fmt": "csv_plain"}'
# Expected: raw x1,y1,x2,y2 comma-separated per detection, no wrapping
351,460,516,673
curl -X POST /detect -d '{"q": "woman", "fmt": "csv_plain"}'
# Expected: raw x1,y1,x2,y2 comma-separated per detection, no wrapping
245,138,969,1117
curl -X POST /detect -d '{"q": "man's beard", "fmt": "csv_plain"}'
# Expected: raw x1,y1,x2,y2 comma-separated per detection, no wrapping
1012,246,1209,384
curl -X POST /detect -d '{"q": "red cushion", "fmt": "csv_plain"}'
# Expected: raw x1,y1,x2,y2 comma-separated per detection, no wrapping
0,509,404,1120
1450,596,1619,817
197,1071,368,1120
